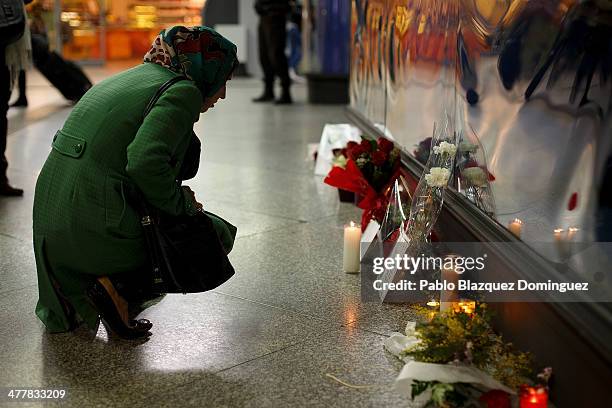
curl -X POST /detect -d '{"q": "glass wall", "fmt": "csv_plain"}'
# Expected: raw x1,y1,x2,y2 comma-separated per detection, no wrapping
349,0,612,302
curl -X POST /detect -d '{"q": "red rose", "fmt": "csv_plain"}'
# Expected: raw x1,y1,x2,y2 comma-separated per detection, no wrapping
479,390,511,408
378,137,394,153
360,139,373,152
348,144,367,161
371,150,388,166
346,141,358,150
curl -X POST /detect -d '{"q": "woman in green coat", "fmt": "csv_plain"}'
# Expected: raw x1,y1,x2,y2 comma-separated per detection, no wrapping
33,26,238,339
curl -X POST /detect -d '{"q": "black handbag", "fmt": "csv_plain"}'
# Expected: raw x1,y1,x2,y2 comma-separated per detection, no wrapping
133,76,236,294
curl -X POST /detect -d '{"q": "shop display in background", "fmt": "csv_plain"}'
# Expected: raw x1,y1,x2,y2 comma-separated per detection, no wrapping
56,0,205,62
59,0,104,61
126,0,203,28
107,0,205,60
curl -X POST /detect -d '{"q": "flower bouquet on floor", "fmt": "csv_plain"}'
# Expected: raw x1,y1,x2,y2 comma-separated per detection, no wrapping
384,304,552,408
406,117,458,247
325,137,401,231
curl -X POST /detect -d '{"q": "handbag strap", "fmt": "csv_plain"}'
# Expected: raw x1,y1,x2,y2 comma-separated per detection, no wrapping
143,75,189,119
133,74,188,214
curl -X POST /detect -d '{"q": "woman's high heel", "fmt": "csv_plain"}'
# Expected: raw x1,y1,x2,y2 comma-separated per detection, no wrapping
87,278,152,339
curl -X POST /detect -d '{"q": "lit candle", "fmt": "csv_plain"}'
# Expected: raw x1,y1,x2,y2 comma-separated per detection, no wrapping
508,218,523,238
519,385,548,408
553,228,566,258
343,221,362,273
440,255,459,312
427,300,440,308
452,300,476,315
567,227,579,241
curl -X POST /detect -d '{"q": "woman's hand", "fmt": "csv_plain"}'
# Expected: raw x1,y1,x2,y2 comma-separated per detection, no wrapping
183,186,204,212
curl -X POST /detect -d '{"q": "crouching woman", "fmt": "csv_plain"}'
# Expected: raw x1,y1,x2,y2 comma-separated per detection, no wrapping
33,26,238,339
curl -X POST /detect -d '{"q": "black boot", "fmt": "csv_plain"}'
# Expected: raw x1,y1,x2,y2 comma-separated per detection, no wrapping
253,83,275,102
275,88,292,105
0,183,23,196
10,97,28,108
253,91,275,102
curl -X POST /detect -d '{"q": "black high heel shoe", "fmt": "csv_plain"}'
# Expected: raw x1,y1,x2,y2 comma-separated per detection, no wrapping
87,278,152,339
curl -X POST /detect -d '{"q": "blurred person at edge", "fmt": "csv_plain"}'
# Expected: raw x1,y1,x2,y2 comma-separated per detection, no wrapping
253,0,293,104
1,0,33,196
33,26,238,339
10,0,48,108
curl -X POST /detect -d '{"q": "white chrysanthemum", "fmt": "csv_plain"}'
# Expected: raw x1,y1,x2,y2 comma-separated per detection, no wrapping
425,167,450,187
432,141,457,157
459,141,478,153
461,167,488,187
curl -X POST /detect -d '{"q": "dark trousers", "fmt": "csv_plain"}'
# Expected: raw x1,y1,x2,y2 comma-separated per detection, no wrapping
258,15,290,92
1,46,11,184
15,70,26,99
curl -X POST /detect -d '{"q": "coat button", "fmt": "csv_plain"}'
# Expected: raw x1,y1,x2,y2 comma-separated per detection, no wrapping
74,144,83,153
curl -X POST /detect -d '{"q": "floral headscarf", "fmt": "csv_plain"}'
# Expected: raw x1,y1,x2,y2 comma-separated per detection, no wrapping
144,26,238,98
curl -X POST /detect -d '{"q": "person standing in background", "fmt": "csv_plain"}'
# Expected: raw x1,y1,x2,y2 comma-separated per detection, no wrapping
1,0,33,196
287,5,304,83
253,0,292,104
10,1,47,108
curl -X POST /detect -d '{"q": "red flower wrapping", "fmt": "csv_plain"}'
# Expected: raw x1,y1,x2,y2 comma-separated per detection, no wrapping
325,160,400,231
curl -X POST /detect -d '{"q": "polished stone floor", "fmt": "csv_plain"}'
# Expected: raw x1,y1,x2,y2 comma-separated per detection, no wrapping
0,68,417,407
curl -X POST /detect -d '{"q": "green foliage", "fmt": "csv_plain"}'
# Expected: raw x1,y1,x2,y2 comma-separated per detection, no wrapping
411,381,473,408
412,380,433,398
402,304,533,392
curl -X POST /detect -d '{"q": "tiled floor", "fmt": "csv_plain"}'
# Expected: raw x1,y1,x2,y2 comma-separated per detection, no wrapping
0,68,418,407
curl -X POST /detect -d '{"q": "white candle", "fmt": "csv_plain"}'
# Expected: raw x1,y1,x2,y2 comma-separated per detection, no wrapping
440,255,459,312
343,221,362,273
553,228,567,259
508,218,523,238
554,227,578,260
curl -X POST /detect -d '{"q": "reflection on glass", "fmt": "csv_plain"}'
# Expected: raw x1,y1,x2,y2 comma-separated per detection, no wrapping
349,0,612,253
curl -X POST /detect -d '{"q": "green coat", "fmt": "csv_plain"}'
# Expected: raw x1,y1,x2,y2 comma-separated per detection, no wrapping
33,63,235,333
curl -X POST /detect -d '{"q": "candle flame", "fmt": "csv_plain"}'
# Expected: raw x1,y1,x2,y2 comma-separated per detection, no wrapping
349,221,356,228
426,300,440,307
553,228,564,233
568,227,579,232
513,218,523,225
